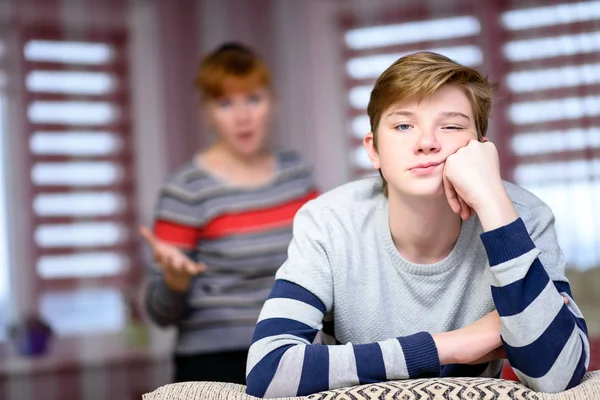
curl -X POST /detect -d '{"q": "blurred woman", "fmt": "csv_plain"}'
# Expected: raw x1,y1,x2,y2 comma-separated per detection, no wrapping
141,43,319,384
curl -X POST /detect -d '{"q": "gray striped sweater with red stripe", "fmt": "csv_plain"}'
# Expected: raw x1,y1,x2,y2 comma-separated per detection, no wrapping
144,150,318,355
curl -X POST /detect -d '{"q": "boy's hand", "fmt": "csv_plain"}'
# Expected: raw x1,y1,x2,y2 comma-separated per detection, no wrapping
434,310,503,365
435,297,569,365
140,226,206,292
468,345,506,365
443,140,518,231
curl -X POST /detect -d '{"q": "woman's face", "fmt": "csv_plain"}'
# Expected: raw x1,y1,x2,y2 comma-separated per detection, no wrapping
204,86,273,157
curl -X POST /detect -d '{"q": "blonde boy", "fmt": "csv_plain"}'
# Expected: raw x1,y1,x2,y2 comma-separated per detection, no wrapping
246,52,589,397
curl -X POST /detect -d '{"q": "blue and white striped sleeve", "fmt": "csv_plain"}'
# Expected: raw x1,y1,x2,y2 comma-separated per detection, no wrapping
246,204,440,398
246,280,440,398
481,207,589,393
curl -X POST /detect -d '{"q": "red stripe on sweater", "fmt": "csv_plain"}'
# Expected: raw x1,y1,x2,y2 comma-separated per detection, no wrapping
198,190,319,240
154,190,318,245
154,221,199,249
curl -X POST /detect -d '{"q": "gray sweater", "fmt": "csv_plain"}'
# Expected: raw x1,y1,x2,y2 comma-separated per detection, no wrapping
246,177,589,397
144,150,318,355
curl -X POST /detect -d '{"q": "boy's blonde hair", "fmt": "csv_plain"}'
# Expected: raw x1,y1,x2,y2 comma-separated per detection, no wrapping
367,52,496,196
194,42,271,100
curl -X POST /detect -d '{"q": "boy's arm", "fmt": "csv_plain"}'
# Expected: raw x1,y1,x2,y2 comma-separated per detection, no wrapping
479,202,589,393
246,279,441,398
444,140,589,392
246,205,502,398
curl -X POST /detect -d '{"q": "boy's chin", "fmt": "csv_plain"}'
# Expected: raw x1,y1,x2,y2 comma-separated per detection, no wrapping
394,180,445,198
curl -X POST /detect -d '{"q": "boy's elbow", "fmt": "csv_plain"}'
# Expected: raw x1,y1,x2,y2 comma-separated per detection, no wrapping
245,356,297,398
527,374,583,394
245,350,269,398
245,373,270,398
562,358,588,392
246,380,298,399
523,356,588,393
564,369,587,392
526,380,567,394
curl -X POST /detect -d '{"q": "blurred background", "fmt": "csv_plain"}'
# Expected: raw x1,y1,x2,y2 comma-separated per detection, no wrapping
0,0,599,398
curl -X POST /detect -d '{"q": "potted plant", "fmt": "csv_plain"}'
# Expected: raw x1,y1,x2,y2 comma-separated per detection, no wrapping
9,313,53,357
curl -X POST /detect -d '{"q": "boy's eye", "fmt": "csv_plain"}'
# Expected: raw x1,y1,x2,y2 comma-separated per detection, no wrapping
219,99,232,108
396,124,411,131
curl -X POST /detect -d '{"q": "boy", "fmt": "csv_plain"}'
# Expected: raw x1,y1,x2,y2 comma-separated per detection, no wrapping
245,52,589,397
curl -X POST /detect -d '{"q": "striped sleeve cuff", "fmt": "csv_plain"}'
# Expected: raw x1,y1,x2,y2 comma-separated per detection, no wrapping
397,332,440,378
153,279,188,312
480,218,535,267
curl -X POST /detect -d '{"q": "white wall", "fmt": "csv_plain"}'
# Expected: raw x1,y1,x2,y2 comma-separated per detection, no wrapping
128,0,179,353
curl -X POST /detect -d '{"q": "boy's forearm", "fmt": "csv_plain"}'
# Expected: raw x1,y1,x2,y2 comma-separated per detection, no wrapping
249,332,442,398
433,311,503,366
481,217,589,392
248,280,442,398
432,331,459,365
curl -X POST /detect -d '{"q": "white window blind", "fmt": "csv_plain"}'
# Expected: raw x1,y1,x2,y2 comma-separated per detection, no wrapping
502,0,600,270
24,30,136,335
341,0,600,270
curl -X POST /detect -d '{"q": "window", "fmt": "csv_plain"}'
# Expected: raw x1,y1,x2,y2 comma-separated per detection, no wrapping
501,1,600,270
22,28,138,336
341,0,600,270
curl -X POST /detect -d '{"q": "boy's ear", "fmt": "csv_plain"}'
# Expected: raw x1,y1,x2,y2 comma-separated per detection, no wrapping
363,132,381,170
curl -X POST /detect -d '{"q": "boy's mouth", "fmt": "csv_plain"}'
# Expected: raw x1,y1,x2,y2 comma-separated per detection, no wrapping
410,161,442,175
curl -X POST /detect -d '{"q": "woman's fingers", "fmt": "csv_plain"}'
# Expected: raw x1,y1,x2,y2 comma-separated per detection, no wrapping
140,226,205,277
184,260,201,275
140,226,159,248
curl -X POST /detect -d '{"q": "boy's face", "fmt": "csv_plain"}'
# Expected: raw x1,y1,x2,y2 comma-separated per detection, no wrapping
204,86,272,156
364,84,478,199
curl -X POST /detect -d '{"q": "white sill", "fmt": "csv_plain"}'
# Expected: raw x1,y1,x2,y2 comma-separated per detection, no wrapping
0,324,175,376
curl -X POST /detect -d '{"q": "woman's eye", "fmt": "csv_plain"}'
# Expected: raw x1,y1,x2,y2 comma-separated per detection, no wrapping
248,94,262,103
444,126,462,130
219,100,232,108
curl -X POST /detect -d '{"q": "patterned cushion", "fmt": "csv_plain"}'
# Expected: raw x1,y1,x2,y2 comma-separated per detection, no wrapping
307,377,538,400
143,370,600,400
